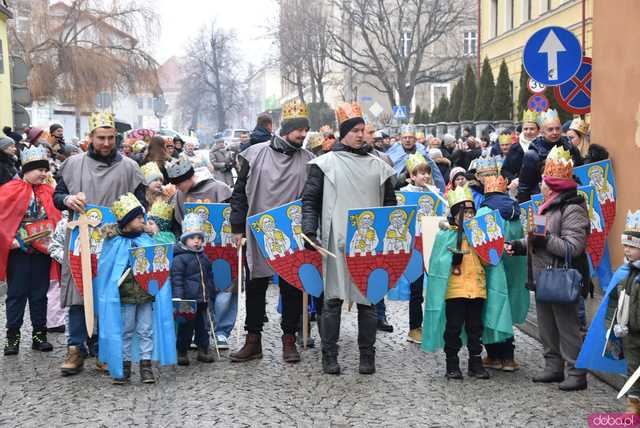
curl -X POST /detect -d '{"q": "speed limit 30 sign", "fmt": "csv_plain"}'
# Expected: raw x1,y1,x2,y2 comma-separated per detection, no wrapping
527,78,546,94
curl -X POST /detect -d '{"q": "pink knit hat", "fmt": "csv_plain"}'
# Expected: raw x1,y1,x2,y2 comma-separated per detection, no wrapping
25,127,44,144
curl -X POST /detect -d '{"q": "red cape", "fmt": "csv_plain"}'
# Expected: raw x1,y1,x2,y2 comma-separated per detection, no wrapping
0,179,61,281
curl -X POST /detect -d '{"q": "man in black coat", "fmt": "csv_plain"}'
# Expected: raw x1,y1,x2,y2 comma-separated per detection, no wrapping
241,114,273,152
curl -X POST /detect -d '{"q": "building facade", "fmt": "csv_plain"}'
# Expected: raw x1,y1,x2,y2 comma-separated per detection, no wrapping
0,1,12,129
479,0,593,118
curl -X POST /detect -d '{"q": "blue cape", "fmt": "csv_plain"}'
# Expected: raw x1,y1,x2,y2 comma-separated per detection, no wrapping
386,142,446,192
576,264,630,374
96,233,177,379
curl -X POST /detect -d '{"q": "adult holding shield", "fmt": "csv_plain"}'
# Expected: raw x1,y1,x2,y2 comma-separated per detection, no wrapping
53,112,145,377
301,102,397,375
230,99,315,364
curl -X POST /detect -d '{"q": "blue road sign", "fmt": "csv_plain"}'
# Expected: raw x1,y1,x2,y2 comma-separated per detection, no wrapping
392,105,408,120
523,26,582,86
554,57,592,115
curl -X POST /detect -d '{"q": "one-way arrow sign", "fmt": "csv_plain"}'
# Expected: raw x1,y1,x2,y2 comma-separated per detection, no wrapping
523,26,582,86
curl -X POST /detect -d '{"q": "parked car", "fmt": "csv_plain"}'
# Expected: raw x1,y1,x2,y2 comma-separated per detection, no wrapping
220,128,249,152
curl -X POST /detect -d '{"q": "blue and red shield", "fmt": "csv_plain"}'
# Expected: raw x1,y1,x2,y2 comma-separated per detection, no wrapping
574,160,616,238
577,185,606,268
345,206,416,303
463,209,505,265
129,244,173,296
248,200,323,297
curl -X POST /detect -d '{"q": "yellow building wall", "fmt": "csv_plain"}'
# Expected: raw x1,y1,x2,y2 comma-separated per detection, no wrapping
0,16,12,129
480,0,592,119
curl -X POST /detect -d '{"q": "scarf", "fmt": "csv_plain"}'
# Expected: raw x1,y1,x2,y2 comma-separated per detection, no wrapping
518,133,532,154
614,261,640,337
271,134,301,156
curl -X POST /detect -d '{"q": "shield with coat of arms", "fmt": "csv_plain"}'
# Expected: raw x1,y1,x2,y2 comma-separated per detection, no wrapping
248,200,323,297
574,160,616,237
577,185,606,268
345,205,416,303
24,219,56,255
463,209,505,265
184,202,238,291
129,244,173,296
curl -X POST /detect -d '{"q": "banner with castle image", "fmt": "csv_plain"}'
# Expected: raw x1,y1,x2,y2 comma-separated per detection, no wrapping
345,205,416,304
463,209,505,266
574,159,616,237
184,202,238,291
129,244,173,296
247,200,323,297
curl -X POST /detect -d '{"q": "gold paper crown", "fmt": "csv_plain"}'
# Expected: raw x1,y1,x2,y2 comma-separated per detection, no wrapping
335,102,363,126
148,200,174,221
306,132,324,150
89,112,115,131
484,175,508,193
543,145,574,179
569,117,589,135
406,153,427,174
400,124,416,137
282,99,309,121
447,185,473,208
498,134,512,145
537,109,559,127
20,146,48,166
521,109,540,124
111,193,143,221
141,162,164,185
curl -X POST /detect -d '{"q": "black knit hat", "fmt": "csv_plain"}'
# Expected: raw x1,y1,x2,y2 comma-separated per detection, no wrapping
50,123,63,134
339,117,365,139
281,117,310,136
118,206,145,230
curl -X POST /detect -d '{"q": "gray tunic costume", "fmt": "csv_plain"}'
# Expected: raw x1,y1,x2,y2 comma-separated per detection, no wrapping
173,178,233,225
310,151,395,305
242,142,314,279
58,153,144,306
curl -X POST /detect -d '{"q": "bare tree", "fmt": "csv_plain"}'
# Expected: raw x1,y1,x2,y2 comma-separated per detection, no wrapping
178,23,242,131
328,0,469,107
9,0,160,134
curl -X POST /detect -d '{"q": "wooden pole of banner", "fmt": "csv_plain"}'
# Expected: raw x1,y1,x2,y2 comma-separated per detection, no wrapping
302,292,309,350
236,238,246,345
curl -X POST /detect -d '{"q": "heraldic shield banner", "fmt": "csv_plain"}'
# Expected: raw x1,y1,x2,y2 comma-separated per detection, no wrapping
577,185,607,268
574,160,616,237
184,202,237,291
129,244,173,296
247,200,323,297
395,191,447,281
463,209,505,266
69,205,116,296
345,205,416,304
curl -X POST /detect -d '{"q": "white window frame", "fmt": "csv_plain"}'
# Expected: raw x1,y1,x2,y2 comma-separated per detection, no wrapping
504,0,514,31
463,31,477,56
490,0,498,38
430,83,451,113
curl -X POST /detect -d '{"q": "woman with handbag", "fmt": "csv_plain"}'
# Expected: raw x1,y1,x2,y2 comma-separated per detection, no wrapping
506,145,590,391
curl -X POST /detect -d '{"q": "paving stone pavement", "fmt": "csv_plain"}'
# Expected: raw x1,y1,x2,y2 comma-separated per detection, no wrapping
0,284,626,427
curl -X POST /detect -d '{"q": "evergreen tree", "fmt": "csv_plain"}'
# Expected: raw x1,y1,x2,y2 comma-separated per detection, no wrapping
447,78,464,122
492,60,513,120
422,107,430,124
459,64,476,121
474,57,495,121
413,105,422,124
517,63,529,121
433,96,449,122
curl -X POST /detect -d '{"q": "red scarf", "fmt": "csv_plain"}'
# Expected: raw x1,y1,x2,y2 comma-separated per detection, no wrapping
0,179,62,281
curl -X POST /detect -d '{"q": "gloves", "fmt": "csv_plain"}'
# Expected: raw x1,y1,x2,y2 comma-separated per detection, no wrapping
614,324,629,338
531,233,548,249
451,252,464,267
304,234,321,252
508,240,527,256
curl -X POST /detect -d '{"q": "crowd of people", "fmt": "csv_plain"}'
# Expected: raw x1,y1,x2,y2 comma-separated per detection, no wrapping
2,98,640,413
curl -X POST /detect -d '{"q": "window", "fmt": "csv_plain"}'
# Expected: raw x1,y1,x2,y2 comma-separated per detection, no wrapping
490,0,498,38
540,0,551,13
147,98,153,109
463,31,477,56
522,0,532,22
430,84,450,112
137,97,143,109
136,115,143,128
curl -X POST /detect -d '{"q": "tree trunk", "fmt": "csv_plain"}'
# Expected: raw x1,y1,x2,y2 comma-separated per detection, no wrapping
317,79,325,104
75,105,81,137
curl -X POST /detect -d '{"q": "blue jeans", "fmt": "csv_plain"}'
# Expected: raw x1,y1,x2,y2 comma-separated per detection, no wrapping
68,305,89,354
209,291,237,339
375,299,387,321
121,303,153,361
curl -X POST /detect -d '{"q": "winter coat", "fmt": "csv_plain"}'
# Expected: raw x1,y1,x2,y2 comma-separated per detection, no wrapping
481,192,519,221
516,136,583,202
606,265,640,332
0,151,18,185
433,156,451,186
170,243,214,302
516,190,590,281
453,148,482,170
209,145,235,187
242,126,272,152
501,143,526,182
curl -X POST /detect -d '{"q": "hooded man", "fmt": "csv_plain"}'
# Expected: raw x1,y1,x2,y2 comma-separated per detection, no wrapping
302,102,397,375
230,99,314,364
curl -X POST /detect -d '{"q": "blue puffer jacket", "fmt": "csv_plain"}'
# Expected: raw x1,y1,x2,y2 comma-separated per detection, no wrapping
516,136,582,202
170,243,214,302
481,192,519,221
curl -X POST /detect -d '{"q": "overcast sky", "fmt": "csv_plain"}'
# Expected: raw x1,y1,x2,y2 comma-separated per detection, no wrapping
154,0,278,66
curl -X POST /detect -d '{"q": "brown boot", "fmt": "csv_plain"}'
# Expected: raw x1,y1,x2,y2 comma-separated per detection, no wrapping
61,346,85,376
627,397,640,415
229,333,263,362
282,334,300,363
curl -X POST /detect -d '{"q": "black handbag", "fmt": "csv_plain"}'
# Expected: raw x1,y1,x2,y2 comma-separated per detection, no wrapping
535,242,583,304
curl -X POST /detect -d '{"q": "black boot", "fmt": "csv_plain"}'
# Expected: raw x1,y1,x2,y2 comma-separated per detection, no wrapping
320,299,342,375
113,361,132,385
140,360,155,384
445,357,463,380
468,355,490,379
124,361,132,381
4,329,20,356
358,304,377,375
31,330,53,352
322,352,340,375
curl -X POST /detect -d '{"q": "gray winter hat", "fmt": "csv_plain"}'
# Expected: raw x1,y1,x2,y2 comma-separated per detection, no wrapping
0,137,14,151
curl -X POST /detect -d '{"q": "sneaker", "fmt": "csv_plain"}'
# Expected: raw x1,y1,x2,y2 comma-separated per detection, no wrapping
482,356,503,370
501,359,520,372
216,335,230,350
407,328,422,344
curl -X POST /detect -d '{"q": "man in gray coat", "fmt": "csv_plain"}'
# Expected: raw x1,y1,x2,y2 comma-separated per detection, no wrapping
209,139,234,187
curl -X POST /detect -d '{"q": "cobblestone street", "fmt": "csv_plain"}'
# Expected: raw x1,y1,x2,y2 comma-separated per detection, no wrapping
0,285,625,427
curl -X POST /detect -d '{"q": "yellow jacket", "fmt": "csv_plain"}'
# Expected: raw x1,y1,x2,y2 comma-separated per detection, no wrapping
445,238,486,300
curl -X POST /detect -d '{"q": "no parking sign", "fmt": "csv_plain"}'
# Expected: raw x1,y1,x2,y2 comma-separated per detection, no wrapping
554,57,592,115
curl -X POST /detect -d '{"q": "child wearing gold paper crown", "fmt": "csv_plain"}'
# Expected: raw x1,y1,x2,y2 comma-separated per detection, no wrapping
400,153,440,194
94,193,176,385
